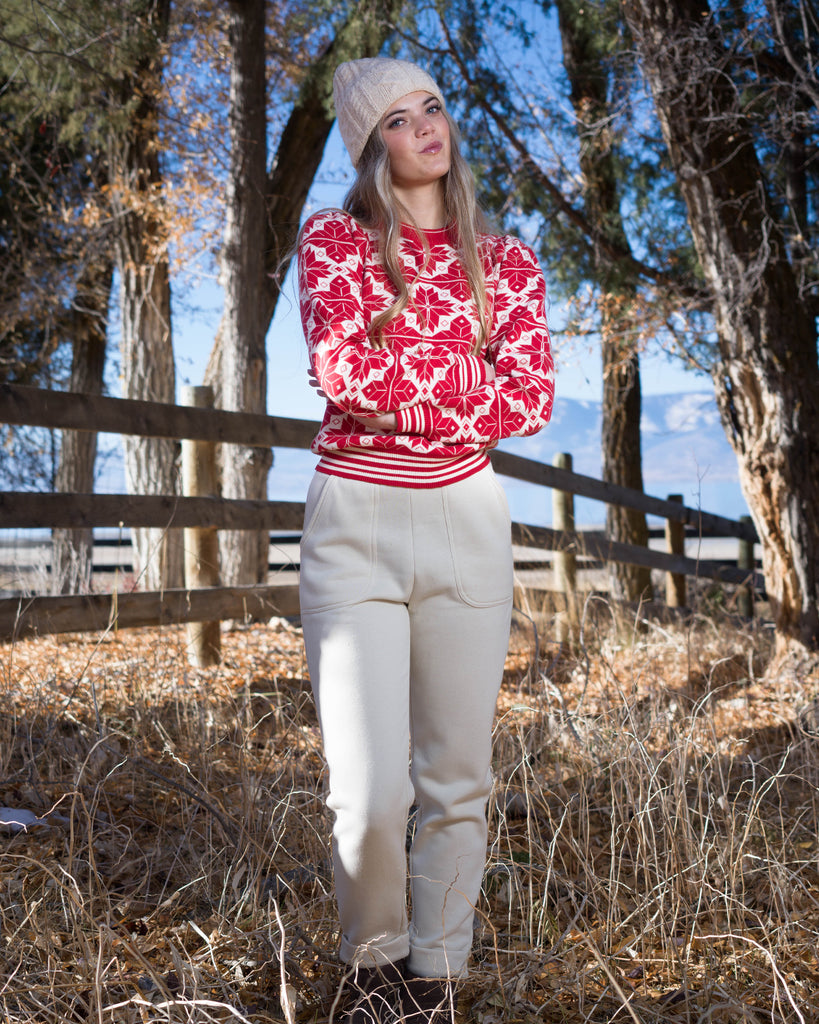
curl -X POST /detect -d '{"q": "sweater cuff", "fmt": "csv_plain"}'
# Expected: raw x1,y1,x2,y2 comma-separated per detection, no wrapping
451,354,486,394
396,403,436,437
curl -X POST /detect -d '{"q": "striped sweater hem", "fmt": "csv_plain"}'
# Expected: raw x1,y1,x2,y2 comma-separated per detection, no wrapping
315,449,490,488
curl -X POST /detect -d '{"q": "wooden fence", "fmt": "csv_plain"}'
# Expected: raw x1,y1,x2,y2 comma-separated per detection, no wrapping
0,383,762,655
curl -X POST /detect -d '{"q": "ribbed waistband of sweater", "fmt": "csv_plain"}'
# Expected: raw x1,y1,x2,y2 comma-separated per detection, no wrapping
315,448,490,489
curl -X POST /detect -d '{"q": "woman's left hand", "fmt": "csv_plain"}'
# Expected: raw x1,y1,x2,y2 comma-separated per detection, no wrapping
349,411,397,432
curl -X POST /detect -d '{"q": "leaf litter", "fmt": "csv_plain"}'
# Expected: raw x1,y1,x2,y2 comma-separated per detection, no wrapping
1,603,818,1023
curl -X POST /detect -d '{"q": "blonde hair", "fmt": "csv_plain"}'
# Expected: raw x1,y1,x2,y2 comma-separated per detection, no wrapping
344,111,491,354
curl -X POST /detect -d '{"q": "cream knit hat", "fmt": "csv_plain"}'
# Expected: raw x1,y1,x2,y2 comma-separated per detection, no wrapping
333,57,445,168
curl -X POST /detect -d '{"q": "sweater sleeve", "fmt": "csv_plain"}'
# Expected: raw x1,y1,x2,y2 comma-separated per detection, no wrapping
298,212,489,415
394,239,554,444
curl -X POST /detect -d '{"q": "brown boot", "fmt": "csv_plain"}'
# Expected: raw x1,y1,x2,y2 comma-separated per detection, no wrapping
399,974,457,1024
339,960,406,1024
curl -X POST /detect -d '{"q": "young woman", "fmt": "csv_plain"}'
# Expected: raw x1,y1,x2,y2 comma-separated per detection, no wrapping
297,57,554,1023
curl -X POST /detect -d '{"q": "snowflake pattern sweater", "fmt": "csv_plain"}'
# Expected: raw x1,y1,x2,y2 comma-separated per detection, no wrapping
297,209,554,487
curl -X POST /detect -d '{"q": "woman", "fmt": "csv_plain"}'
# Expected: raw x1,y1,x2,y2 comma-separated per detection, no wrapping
297,57,554,1023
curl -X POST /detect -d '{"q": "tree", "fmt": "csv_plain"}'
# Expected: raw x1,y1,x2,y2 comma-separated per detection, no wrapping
111,0,182,591
623,0,819,658
1,0,180,590
51,255,112,593
217,0,270,588
0,5,116,549
0,32,109,390
554,0,652,602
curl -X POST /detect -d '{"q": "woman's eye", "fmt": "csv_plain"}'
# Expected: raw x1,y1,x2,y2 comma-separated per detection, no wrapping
426,104,440,115
386,116,404,129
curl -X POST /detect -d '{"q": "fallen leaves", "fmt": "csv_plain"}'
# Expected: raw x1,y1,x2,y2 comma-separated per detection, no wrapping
1,614,819,1022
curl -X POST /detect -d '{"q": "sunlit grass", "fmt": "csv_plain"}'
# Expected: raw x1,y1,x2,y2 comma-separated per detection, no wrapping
1,599,817,1023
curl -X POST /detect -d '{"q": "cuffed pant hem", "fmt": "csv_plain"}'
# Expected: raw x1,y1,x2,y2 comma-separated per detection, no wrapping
406,947,470,980
341,934,411,968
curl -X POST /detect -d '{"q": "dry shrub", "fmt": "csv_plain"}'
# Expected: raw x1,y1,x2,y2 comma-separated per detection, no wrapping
1,602,818,1023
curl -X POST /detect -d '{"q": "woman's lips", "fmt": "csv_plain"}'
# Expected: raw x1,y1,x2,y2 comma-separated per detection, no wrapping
421,141,443,154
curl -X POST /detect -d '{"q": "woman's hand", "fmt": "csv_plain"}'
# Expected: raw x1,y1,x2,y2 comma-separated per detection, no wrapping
309,364,396,430
307,366,327,399
349,410,398,432
483,359,496,383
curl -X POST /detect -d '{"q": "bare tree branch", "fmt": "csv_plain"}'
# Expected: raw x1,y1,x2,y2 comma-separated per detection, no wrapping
438,17,709,306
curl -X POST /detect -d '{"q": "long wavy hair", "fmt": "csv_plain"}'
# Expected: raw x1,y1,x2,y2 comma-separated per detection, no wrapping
344,111,491,354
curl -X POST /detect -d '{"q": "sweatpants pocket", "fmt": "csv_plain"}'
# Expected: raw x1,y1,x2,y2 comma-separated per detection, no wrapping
299,474,377,612
442,468,513,608
301,472,335,545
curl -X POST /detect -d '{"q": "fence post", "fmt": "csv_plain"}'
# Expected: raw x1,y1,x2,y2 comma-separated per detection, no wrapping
736,514,755,618
665,494,686,608
181,385,221,667
553,452,578,644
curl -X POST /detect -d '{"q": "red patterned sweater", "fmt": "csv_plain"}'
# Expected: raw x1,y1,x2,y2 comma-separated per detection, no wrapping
297,209,554,487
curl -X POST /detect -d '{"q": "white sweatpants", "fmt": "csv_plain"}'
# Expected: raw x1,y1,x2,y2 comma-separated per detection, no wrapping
299,465,513,978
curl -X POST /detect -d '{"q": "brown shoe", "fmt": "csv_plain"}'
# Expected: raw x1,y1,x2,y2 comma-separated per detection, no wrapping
399,974,457,1023
339,960,406,1024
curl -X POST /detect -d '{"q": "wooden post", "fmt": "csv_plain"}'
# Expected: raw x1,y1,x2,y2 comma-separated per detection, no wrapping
736,514,754,618
553,452,578,644
665,494,686,608
181,385,221,667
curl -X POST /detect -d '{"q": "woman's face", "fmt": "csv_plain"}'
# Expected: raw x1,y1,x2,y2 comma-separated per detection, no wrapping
379,91,451,190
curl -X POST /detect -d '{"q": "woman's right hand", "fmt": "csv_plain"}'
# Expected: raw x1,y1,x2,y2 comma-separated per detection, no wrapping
307,366,327,399
349,410,398,432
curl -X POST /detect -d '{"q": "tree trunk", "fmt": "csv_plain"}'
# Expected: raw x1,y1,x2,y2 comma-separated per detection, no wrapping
113,0,182,591
218,0,270,588
51,256,113,594
624,0,819,657
602,345,652,601
119,258,181,590
556,0,652,602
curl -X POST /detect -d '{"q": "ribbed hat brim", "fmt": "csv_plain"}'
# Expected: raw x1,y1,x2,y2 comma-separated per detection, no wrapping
333,58,444,167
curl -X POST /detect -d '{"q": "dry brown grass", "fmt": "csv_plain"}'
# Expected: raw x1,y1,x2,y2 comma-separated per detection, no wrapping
1,601,818,1023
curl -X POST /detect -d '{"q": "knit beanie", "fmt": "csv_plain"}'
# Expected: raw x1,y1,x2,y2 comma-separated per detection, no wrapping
333,57,445,168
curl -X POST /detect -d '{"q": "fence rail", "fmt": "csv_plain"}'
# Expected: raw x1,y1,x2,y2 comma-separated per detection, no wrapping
0,493,305,532
1,584,300,640
0,380,316,449
0,383,763,651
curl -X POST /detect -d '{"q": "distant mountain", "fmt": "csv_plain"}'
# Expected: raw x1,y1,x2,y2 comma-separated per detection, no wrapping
500,392,746,526
269,392,748,528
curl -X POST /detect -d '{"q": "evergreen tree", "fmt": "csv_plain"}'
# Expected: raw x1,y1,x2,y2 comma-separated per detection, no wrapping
624,0,819,660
